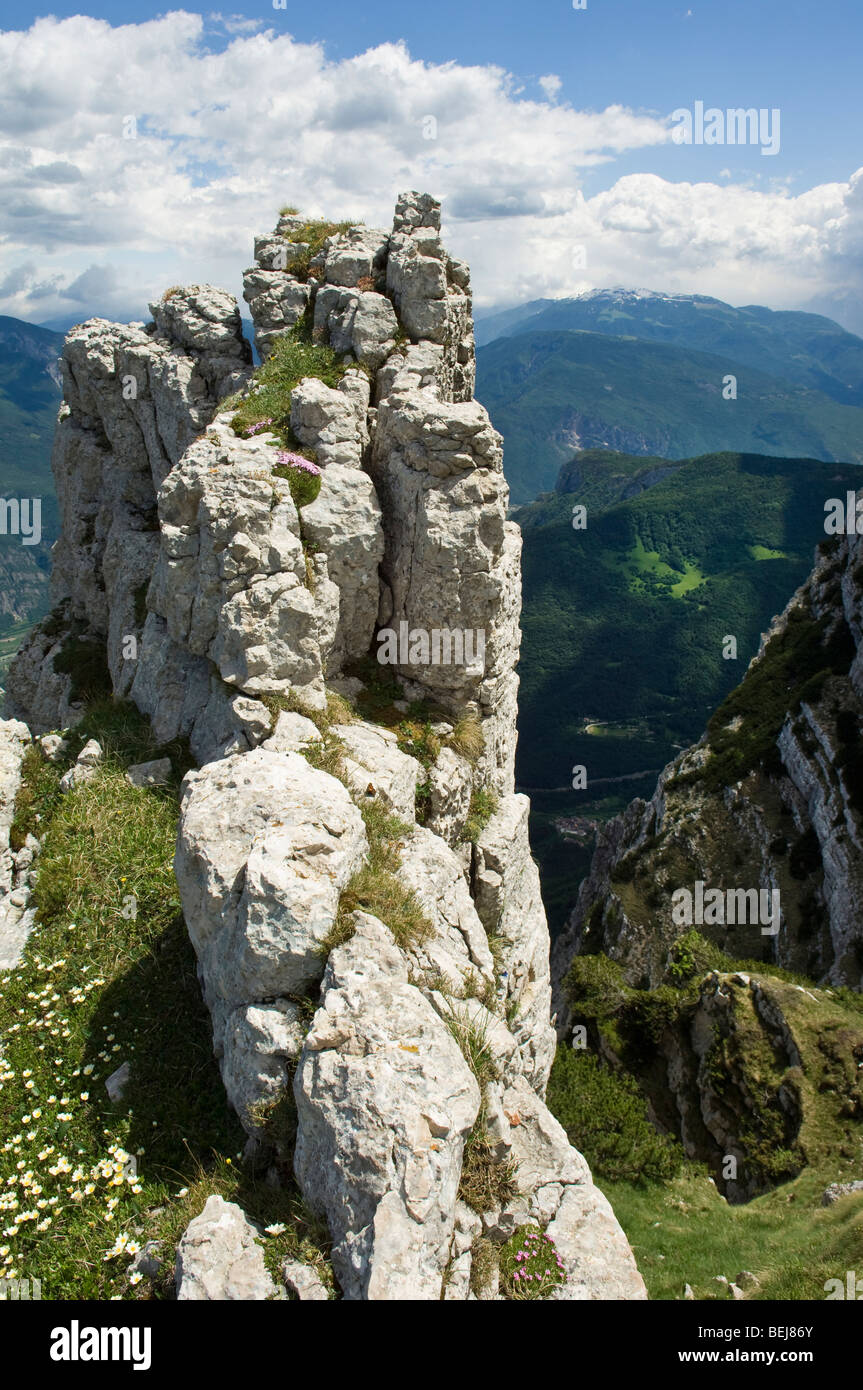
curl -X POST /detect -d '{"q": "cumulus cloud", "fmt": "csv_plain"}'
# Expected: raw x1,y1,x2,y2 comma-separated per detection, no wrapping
538,75,562,102
0,13,860,329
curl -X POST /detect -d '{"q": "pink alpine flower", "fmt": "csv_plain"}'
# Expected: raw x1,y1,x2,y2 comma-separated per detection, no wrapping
276,450,322,476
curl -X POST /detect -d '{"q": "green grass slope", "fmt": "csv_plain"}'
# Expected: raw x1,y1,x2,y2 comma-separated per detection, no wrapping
0,700,333,1298
548,948,863,1300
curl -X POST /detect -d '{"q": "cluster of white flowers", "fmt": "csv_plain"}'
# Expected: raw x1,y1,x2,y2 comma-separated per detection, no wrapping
0,946,144,1284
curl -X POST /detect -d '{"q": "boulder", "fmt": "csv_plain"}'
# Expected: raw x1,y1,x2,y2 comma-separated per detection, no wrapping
332,720,420,823
59,738,103,792
175,1195,276,1301
126,757,172,788
283,1257,330,1301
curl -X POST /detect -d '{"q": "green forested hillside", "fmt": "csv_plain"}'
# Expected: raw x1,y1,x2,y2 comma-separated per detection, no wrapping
517,449,861,792
477,330,863,503
0,317,62,658
516,450,862,926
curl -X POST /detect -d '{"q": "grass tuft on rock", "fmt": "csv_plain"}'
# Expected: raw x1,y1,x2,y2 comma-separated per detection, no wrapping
332,803,431,953
228,318,346,444
461,787,499,844
457,1113,519,1215
283,219,358,280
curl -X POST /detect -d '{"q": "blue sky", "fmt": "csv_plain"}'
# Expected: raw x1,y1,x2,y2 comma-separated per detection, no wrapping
0,2,861,326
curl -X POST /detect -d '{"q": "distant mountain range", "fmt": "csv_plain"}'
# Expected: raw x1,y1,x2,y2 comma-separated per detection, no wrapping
475,290,863,504
475,289,863,403
0,317,62,662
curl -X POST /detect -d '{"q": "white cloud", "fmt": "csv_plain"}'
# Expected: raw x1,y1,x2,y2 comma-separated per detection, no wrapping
0,13,860,331
538,75,562,102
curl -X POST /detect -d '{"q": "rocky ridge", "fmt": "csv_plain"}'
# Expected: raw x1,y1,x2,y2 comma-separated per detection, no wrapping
5,192,644,1300
552,524,863,1028
548,525,863,1205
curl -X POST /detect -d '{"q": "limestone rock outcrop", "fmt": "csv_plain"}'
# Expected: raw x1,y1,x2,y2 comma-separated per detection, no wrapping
6,192,645,1302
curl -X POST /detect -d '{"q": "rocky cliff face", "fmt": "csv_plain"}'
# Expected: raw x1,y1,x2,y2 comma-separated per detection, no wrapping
5,192,644,1300
552,523,863,1034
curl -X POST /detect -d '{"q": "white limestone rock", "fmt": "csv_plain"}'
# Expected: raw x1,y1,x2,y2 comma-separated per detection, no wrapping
243,266,311,360
369,388,519,793
294,912,481,1300
4,609,87,736
283,1257,330,1301
386,193,475,400
221,999,306,1143
129,615,212,753
321,226,389,288
399,825,495,992
289,374,370,469
175,1195,276,1301
38,734,68,763
126,757,172,789
148,415,327,708
299,463,384,672
175,747,367,1056
262,710,322,754
149,285,251,364
59,738,103,793
0,720,36,972
545,1185,648,1301
425,745,473,845
187,680,272,765
474,795,556,1092
332,720,420,823
350,294,400,371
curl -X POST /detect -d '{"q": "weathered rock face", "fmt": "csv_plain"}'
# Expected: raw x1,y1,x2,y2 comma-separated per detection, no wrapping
369,393,521,794
294,912,481,1300
174,747,368,1054
0,718,38,973
6,192,645,1301
6,291,252,734
553,527,863,1028
474,795,556,1089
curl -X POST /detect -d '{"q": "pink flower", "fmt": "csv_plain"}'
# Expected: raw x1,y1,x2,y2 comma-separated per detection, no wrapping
276,450,321,476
